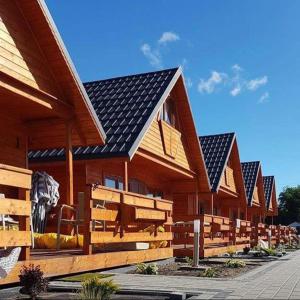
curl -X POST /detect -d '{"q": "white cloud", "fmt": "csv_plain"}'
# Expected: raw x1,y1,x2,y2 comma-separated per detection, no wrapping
198,64,268,100
141,31,180,68
140,43,162,68
247,76,268,91
198,71,227,94
232,64,243,72
230,86,241,96
158,31,180,44
186,77,193,88
258,92,270,104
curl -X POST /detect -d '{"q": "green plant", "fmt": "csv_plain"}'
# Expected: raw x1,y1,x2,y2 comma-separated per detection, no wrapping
225,259,246,268
200,267,217,278
19,264,48,300
226,246,236,257
184,256,193,265
136,263,158,275
79,277,119,300
261,248,277,256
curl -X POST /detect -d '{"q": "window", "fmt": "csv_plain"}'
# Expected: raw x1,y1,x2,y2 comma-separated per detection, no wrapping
129,179,147,195
162,98,176,127
104,175,123,190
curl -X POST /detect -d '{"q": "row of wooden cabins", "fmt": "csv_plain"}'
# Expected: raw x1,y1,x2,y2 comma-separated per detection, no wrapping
0,0,295,285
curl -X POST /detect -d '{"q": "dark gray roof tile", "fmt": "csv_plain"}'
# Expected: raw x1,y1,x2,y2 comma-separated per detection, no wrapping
263,176,275,209
199,133,235,192
241,161,260,205
29,68,179,161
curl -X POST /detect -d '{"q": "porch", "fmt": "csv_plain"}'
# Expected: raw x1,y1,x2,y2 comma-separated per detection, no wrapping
0,165,173,285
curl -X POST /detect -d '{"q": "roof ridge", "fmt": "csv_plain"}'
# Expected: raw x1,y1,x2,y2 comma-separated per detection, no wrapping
83,67,180,85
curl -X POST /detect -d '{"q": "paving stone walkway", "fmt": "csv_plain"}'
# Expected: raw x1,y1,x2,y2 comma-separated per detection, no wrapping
109,250,300,299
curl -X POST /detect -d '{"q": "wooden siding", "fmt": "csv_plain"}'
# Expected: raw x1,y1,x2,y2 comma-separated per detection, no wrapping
0,113,27,169
0,0,58,96
253,186,259,205
140,119,191,170
220,166,237,193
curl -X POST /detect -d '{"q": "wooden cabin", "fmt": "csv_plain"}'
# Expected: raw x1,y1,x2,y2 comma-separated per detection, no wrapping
173,133,250,257
241,161,266,224
199,133,248,219
263,176,278,223
28,67,211,278
0,0,107,285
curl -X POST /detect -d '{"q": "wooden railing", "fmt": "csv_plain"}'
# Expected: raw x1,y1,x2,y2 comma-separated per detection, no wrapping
83,185,173,255
0,164,32,260
232,219,252,247
172,214,234,257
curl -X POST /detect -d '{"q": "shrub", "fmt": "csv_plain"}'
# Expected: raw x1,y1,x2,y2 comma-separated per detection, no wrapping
184,256,193,265
136,263,158,275
79,277,119,300
19,264,48,300
226,246,236,257
261,248,277,256
243,246,251,255
200,267,217,278
225,259,246,268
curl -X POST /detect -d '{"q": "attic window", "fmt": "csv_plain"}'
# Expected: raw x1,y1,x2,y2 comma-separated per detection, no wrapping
162,98,176,127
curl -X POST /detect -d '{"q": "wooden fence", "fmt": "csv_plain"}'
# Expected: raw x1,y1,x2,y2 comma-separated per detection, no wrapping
172,214,251,257
0,164,32,260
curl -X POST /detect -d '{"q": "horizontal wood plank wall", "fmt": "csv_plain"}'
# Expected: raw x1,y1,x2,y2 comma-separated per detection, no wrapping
139,118,191,170
0,0,58,95
0,114,26,169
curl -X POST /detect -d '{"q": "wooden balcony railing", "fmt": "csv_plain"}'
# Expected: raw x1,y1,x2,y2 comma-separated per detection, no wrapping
0,164,32,260
83,185,173,255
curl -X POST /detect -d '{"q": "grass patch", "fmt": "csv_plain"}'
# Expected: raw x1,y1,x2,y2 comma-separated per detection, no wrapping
58,273,113,282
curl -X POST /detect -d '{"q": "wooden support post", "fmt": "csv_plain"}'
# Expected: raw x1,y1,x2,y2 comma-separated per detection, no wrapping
120,160,128,237
123,160,128,192
66,121,74,207
199,216,205,258
83,186,92,255
19,189,30,261
211,194,214,215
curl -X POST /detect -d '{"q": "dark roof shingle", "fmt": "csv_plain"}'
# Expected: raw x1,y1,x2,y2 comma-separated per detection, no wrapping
29,68,179,161
263,176,274,209
199,133,235,192
241,161,260,205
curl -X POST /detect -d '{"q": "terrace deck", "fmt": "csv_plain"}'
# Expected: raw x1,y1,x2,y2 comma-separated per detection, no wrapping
0,247,173,285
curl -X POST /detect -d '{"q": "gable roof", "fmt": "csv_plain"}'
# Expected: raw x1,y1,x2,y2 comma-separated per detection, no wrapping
14,0,106,146
241,161,261,205
29,68,181,160
263,176,275,210
199,133,235,192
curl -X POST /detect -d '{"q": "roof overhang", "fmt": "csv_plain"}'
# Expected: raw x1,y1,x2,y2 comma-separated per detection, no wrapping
15,0,106,148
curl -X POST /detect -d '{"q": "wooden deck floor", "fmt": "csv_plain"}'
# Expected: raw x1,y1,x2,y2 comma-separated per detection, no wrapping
0,247,173,286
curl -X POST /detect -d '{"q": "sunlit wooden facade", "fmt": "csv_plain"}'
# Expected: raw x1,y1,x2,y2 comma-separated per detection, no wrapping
0,0,105,285
0,0,296,286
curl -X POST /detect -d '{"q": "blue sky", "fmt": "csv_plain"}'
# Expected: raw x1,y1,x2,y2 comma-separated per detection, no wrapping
46,0,300,194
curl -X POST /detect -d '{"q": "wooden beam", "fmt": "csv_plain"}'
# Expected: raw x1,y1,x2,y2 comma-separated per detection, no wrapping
136,150,195,179
91,231,172,244
124,160,128,192
18,189,31,260
0,70,74,119
0,248,173,285
65,121,73,206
